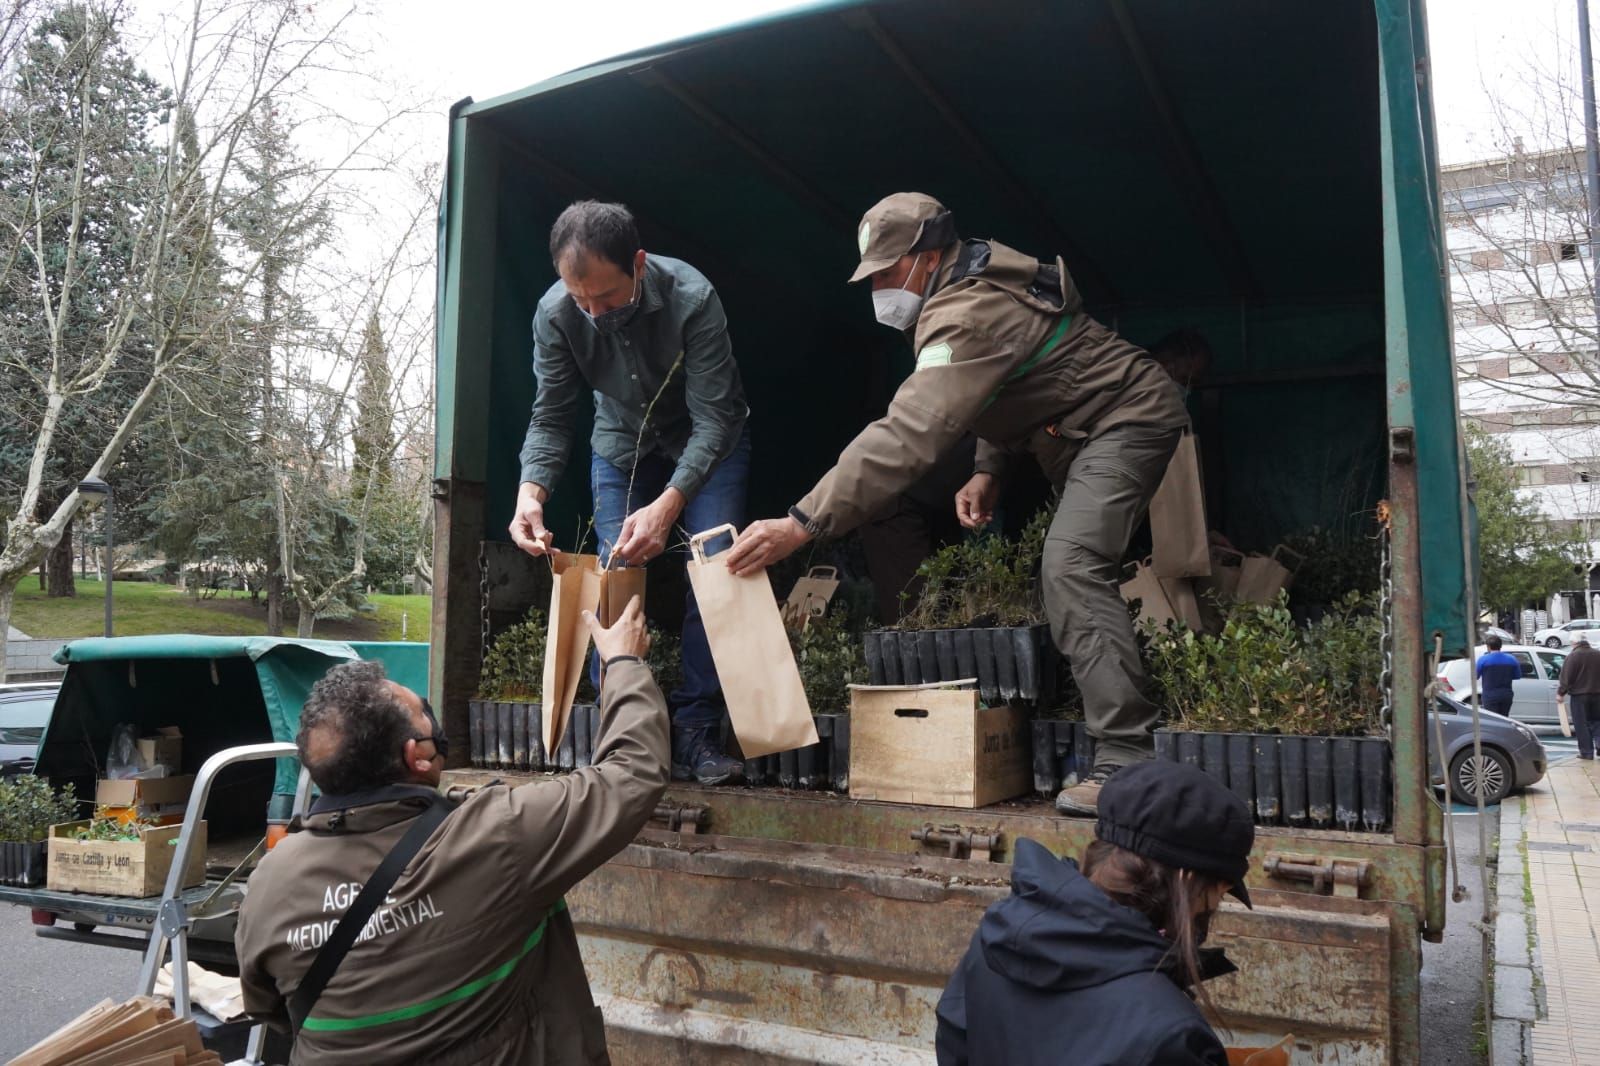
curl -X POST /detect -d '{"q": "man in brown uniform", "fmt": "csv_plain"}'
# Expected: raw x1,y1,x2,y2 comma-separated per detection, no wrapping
728,193,1188,815
235,598,666,1063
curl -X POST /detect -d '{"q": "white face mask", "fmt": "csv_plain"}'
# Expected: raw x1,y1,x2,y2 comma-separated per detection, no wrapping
872,254,927,330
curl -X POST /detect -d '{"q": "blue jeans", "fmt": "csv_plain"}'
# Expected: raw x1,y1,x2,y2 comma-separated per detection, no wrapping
588,429,751,729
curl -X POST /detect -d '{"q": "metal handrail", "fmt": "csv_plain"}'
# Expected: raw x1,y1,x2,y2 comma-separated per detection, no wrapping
136,742,311,1019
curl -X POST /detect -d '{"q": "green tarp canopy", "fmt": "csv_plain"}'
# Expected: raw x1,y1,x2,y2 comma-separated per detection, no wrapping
38,636,428,823
436,0,1471,650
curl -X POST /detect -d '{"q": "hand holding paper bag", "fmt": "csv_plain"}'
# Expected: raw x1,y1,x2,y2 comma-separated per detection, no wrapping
687,524,818,757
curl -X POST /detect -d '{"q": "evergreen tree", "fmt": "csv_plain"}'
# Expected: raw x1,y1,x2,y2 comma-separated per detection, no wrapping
1465,425,1584,613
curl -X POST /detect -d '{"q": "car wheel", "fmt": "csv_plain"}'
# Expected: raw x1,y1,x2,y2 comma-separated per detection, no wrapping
1450,747,1514,805
1547,637,1563,648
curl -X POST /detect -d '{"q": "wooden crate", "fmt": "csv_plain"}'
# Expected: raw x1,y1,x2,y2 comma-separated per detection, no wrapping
848,684,1031,808
47,820,206,897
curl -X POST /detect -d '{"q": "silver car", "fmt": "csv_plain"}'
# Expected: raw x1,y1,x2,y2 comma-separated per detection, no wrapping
1428,693,1547,804
0,682,59,775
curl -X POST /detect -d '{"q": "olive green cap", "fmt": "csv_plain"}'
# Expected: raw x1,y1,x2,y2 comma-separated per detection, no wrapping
848,192,956,282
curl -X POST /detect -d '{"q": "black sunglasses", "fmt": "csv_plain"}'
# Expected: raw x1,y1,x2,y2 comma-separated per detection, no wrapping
414,698,450,760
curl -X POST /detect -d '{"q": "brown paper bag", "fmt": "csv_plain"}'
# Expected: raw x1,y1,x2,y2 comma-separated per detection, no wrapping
1149,431,1210,579
781,565,841,629
541,554,602,755
1559,695,1574,738
1122,559,1204,632
1235,545,1305,606
1122,559,1179,629
686,524,819,757
1161,576,1206,632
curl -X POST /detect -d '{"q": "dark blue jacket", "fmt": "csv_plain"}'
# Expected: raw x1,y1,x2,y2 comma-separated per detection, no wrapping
1475,650,1521,701
936,839,1228,1066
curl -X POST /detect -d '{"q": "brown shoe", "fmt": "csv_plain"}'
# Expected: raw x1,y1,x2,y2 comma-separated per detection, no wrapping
1055,765,1117,816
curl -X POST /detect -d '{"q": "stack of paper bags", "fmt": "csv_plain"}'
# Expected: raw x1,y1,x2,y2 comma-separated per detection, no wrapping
7,995,221,1066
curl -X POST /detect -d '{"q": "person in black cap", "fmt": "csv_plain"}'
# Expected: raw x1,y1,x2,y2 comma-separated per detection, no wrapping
935,761,1254,1065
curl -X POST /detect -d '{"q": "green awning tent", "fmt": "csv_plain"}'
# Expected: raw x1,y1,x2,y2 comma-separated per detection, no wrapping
37,636,427,830
436,0,1471,650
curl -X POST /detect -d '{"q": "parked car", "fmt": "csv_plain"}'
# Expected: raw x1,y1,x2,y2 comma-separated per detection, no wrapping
1532,619,1599,648
1437,644,1567,726
0,681,60,776
1427,693,1547,804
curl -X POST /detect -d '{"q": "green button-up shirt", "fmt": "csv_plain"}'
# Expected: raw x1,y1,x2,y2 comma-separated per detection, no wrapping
519,255,748,502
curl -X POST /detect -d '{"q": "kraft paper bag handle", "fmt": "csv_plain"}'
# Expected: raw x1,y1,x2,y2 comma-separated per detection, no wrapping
689,523,740,565
1271,544,1306,573
805,565,839,580
1211,546,1246,565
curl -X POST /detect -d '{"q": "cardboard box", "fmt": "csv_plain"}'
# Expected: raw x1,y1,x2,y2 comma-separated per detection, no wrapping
46,820,206,897
848,684,1032,808
135,727,183,772
95,774,193,817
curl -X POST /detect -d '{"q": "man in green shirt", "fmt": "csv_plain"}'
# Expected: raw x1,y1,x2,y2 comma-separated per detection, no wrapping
513,200,750,784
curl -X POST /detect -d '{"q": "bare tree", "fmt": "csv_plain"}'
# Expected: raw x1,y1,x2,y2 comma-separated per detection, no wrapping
0,0,417,676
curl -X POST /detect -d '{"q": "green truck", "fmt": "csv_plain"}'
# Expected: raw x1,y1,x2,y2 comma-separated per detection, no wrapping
434,1,1468,1061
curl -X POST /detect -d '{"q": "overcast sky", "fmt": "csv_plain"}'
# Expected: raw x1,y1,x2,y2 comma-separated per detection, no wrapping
375,0,1591,168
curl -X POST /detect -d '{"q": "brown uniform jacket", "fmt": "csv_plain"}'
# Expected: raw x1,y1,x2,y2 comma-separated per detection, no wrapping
795,239,1188,538
234,660,669,1065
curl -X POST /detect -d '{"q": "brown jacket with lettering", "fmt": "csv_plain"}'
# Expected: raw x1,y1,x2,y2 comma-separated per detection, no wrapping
795,239,1188,537
234,660,669,1065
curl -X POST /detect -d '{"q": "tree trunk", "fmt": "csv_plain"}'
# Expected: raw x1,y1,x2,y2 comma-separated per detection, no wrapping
266,571,284,635
37,557,47,594
45,515,75,598
295,600,315,638
0,583,12,681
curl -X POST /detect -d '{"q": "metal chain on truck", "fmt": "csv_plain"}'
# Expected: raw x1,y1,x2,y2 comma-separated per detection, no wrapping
479,542,491,672
1378,500,1394,736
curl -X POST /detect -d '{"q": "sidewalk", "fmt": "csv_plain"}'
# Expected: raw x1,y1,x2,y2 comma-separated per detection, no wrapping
1498,757,1600,1065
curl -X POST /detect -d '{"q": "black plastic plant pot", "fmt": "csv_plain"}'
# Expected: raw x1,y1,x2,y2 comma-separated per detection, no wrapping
531,701,550,768
1333,738,1360,831
1306,737,1333,828
1359,737,1392,832
864,632,887,685
1014,628,1040,701
512,703,529,771
580,704,600,768
1034,720,1060,796
1,841,47,887
897,632,921,688
778,748,799,789
810,715,836,790
1226,733,1254,807
972,628,999,703
1177,731,1202,768
744,755,769,787
1252,735,1281,825
1072,722,1095,781
954,629,978,684
477,703,495,769
497,703,515,771
1201,733,1229,787
831,717,851,793
468,701,485,768
1154,729,1177,762
1054,720,1075,789
558,714,577,771
992,629,1019,699
797,742,819,790
1279,736,1308,827
932,629,957,682
916,631,940,684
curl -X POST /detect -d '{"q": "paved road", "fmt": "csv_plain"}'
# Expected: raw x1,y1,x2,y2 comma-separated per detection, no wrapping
1420,808,1494,1065
0,912,142,1058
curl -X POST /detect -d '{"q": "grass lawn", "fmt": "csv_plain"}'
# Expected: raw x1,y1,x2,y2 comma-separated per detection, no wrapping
9,575,430,643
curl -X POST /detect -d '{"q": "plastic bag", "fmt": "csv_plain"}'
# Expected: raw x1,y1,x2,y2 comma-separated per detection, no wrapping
104,724,146,779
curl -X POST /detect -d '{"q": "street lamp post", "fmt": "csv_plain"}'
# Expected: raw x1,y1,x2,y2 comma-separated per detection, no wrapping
77,477,113,638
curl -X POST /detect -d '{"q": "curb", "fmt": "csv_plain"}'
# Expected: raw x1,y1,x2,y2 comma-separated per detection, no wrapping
1491,796,1535,1064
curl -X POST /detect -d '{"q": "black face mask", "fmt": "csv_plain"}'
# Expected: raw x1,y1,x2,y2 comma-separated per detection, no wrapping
1192,909,1214,945
415,698,449,761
